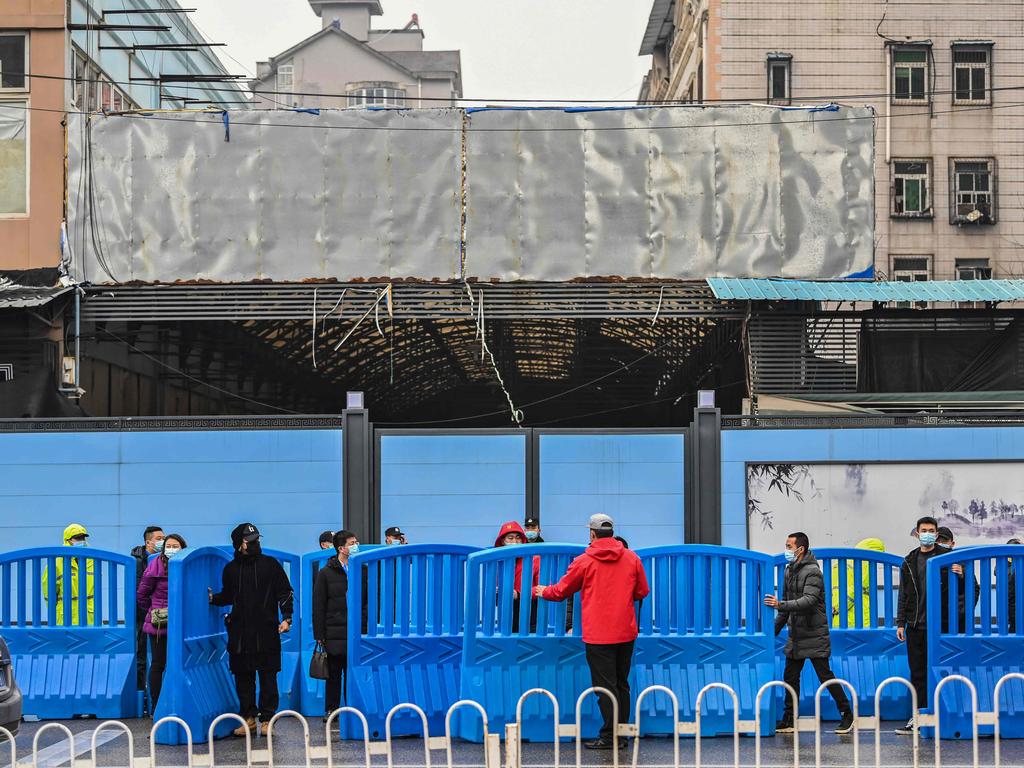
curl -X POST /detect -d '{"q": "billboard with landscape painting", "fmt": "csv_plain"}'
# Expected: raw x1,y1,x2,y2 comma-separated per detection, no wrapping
746,462,1024,554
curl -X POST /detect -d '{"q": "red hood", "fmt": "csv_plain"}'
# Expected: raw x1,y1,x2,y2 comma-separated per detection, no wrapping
586,537,625,561
495,521,527,547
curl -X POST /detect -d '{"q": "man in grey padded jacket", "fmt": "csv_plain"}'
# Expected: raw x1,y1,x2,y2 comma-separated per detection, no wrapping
765,531,854,735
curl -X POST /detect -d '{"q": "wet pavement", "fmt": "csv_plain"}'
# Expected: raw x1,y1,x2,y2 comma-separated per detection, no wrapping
1,717,1017,767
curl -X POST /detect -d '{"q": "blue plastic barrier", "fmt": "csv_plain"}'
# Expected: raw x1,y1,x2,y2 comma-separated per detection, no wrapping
927,546,1024,739
267,548,301,713
298,549,335,717
634,546,775,737
155,546,234,745
459,544,591,742
0,547,138,719
347,544,480,739
771,549,911,721
214,544,301,713
298,545,380,718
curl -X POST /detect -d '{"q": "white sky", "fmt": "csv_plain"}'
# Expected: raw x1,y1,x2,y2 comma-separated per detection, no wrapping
188,0,653,103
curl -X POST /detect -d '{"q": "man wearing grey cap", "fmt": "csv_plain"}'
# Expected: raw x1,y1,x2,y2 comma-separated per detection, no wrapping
534,513,649,750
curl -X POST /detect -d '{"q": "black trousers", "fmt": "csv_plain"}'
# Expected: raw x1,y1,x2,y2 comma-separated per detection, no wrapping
782,656,851,719
148,634,167,710
906,626,929,711
136,621,148,691
324,653,347,714
585,641,635,740
235,669,279,721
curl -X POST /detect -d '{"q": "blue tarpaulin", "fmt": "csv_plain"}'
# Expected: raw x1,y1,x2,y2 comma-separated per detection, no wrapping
707,278,1024,303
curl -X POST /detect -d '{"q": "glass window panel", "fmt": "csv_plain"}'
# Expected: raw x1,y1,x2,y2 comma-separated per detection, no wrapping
0,101,27,214
771,64,787,99
894,70,910,98
895,49,927,63
955,68,970,99
905,179,921,212
0,35,26,89
972,68,986,98
953,49,987,64
911,68,925,99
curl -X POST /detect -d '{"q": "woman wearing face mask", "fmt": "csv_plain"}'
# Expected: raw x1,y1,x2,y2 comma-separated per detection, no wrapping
494,522,540,632
136,533,187,712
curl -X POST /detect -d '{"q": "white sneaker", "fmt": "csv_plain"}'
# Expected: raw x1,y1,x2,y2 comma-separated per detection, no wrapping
895,717,915,735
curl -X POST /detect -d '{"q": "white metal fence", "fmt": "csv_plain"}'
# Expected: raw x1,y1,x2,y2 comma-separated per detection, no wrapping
5,674,1024,768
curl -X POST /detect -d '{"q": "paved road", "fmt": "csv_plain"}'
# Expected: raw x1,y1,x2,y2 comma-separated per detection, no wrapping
1,718,1017,767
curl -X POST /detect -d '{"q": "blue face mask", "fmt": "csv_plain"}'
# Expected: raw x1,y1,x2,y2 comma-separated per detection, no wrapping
784,548,797,563
154,540,165,553
70,540,88,548
525,531,539,542
387,539,401,546
164,547,181,558
348,543,360,555
919,532,938,547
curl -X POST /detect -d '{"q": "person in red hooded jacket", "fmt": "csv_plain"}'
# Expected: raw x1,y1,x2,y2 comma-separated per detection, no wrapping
494,521,540,632
534,514,649,751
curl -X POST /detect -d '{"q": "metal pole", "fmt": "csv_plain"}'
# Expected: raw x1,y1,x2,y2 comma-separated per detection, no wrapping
74,288,81,392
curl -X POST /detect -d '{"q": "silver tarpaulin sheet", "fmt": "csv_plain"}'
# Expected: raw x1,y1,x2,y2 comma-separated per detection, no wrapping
67,105,874,283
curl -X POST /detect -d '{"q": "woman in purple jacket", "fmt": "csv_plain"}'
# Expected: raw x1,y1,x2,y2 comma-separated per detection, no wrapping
136,533,187,711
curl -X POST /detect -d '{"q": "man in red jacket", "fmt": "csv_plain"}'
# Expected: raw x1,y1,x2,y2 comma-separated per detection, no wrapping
534,513,650,750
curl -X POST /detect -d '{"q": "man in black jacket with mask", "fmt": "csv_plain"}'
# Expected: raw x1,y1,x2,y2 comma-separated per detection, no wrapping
312,530,359,720
895,516,965,735
209,523,294,737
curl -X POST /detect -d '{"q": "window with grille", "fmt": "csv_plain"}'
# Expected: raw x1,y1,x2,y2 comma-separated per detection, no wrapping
892,160,932,217
892,46,929,103
950,159,997,224
892,256,930,308
347,85,406,107
956,258,992,281
952,44,991,104
0,34,27,91
766,54,792,105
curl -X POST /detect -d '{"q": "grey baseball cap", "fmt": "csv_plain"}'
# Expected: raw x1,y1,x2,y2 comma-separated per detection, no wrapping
589,513,614,531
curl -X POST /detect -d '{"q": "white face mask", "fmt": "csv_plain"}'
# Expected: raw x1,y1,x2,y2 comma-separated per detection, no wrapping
164,547,181,558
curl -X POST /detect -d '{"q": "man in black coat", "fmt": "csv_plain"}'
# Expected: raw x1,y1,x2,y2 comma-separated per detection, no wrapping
209,523,294,737
312,530,359,719
131,526,164,698
895,516,965,735
765,531,854,735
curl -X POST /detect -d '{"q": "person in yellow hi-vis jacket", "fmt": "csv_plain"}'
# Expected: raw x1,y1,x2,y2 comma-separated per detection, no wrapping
41,523,96,626
831,537,885,628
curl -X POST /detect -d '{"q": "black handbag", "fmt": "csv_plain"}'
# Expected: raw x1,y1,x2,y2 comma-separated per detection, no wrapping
309,642,329,680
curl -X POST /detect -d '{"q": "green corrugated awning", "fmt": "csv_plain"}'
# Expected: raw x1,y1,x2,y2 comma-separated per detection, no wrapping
706,278,1024,302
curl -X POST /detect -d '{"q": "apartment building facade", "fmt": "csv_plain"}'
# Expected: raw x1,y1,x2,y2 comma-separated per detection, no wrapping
1,0,245,416
1,0,246,274
639,0,1024,281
